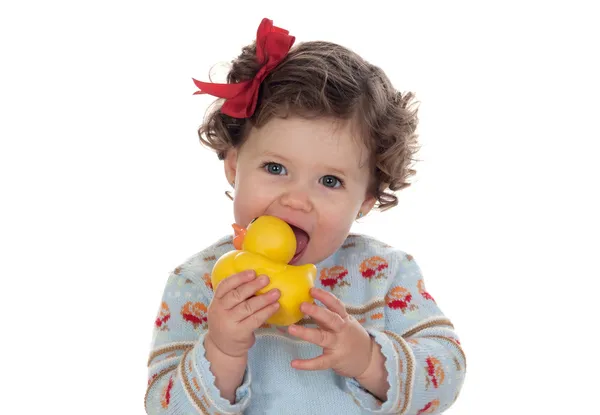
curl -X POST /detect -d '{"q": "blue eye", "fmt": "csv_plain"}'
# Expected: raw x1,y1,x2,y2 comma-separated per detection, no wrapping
320,175,343,188
263,162,287,175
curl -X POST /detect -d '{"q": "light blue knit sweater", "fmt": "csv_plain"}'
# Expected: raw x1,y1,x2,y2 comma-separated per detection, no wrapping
145,234,466,414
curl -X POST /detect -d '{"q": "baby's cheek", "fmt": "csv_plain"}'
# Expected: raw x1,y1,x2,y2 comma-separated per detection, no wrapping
317,221,351,254
233,190,268,225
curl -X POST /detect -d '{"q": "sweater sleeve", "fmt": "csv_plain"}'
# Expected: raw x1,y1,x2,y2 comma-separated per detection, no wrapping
346,251,466,414
145,266,251,414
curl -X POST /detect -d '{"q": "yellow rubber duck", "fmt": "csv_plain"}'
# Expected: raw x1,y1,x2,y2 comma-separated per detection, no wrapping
211,216,316,326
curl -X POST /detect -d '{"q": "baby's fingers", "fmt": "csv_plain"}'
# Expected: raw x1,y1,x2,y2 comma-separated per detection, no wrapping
310,288,348,318
241,300,280,330
231,289,280,322
300,301,345,333
214,270,256,299
221,274,271,310
291,355,333,371
288,324,336,348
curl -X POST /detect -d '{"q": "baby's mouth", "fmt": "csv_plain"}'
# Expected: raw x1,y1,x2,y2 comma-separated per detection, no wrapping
288,224,309,264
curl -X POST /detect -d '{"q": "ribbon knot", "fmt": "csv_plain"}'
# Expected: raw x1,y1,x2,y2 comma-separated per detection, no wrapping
192,18,295,118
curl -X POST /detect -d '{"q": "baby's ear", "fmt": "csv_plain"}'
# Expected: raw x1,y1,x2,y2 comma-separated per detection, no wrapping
224,148,238,186
360,194,377,215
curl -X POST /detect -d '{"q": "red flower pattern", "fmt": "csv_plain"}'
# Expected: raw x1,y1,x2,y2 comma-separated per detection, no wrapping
161,376,174,409
418,279,436,303
155,302,171,330
181,302,208,329
417,399,440,414
425,357,445,389
385,286,417,313
359,256,389,280
319,266,349,289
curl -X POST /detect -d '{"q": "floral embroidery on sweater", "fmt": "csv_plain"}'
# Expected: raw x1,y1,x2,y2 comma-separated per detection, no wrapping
385,286,418,313
425,356,445,389
202,273,213,290
181,302,208,329
359,256,389,280
155,302,171,331
418,279,436,303
417,399,440,414
161,376,174,409
319,265,349,289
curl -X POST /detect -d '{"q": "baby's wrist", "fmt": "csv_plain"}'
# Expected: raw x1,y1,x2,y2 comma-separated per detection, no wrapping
205,332,249,361
353,336,389,401
204,331,249,404
355,336,378,382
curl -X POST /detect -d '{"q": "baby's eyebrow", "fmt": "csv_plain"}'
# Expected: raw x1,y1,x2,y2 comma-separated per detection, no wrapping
261,151,292,164
322,164,348,178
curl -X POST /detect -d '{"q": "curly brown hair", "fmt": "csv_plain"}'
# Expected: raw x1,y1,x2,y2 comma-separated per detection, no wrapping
198,40,420,211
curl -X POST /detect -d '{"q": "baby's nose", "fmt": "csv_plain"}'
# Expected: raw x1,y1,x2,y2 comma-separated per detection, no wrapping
279,189,312,213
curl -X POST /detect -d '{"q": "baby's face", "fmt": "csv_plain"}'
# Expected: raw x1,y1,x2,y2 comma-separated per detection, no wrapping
224,116,375,265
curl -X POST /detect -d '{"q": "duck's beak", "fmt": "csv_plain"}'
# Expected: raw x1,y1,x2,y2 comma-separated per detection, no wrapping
232,223,247,250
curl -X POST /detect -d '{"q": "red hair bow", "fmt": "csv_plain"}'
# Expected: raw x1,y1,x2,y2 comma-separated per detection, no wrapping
192,18,295,118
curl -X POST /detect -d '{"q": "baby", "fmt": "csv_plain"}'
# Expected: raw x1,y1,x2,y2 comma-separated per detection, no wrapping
146,18,466,415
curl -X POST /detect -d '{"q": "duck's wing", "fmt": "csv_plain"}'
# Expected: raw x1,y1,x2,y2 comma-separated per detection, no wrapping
287,263,318,283
233,251,286,276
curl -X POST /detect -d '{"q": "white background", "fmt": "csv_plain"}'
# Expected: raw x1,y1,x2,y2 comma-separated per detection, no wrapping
1,1,599,414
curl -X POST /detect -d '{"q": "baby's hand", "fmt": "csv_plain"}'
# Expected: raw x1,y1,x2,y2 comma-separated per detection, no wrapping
206,270,280,358
288,288,373,379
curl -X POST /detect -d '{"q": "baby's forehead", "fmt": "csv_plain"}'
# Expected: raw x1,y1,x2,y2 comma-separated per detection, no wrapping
319,134,371,169
249,116,372,168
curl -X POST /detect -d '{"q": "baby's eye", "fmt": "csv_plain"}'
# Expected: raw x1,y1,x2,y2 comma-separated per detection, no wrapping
263,162,287,175
320,175,343,189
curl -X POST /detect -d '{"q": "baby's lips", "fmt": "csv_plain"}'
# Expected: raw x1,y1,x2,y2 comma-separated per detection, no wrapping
232,223,247,250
